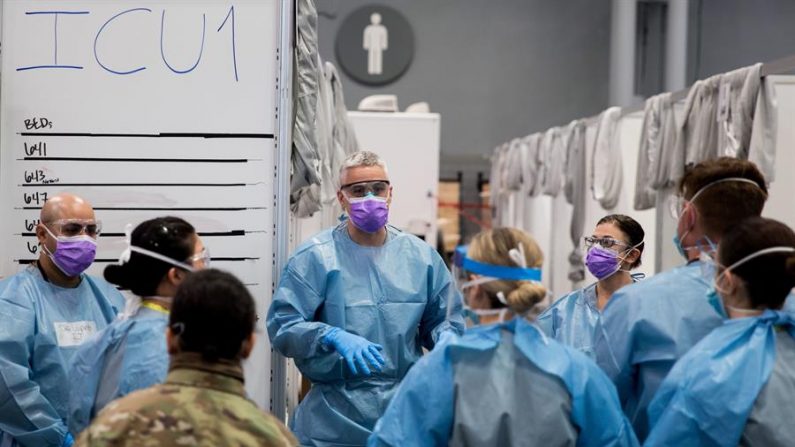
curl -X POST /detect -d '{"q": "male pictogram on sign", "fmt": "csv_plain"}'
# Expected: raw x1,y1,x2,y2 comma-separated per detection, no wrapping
363,13,387,75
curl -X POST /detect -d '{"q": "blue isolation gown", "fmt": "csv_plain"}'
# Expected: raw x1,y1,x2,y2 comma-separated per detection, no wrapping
0,265,124,447
593,261,722,441
646,310,795,447
267,223,465,446
368,317,638,447
67,305,169,435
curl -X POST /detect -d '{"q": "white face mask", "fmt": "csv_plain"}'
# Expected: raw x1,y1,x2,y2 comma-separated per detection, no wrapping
466,307,511,326
117,223,196,272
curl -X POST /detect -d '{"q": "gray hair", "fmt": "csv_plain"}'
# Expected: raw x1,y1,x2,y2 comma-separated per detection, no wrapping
339,151,389,181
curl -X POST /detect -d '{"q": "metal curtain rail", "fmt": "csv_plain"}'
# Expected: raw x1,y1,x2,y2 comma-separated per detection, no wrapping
271,0,295,422
550,52,795,131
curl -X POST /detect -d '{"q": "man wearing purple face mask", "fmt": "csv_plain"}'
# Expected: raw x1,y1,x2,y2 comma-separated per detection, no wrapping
0,193,124,447
267,151,465,447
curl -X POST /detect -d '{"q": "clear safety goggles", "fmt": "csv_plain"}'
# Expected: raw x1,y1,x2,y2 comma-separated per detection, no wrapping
45,219,102,238
583,236,631,251
667,195,688,221
187,247,211,268
340,180,390,198
667,177,763,220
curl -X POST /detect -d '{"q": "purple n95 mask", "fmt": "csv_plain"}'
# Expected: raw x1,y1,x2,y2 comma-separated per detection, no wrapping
347,194,389,233
43,225,97,277
585,246,623,280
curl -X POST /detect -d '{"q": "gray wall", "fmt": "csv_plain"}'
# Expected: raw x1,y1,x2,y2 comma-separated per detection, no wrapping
317,0,795,241
317,0,611,240
317,1,611,168
692,0,795,80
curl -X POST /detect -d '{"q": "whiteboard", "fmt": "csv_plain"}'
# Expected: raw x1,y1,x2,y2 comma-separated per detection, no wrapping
0,0,285,409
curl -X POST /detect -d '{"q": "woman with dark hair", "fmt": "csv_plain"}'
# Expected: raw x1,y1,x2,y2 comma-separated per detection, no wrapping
646,217,795,446
75,269,296,447
537,214,644,358
68,216,208,435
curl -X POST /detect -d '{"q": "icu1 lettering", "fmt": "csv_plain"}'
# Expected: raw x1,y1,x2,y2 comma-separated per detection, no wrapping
17,6,239,81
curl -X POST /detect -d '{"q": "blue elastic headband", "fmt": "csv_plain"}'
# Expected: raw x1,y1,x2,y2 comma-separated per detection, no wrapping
454,246,542,282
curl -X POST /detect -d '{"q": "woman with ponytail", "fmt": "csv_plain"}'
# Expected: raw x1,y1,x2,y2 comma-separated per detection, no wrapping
457,227,548,326
369,228,638,447
68,216,208,435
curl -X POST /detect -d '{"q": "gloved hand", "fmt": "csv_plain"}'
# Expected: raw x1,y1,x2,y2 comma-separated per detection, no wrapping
62,432,75,447
323,327,386,376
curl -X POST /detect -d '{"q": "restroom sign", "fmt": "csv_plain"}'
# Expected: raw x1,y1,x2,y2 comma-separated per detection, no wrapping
335,5,414,86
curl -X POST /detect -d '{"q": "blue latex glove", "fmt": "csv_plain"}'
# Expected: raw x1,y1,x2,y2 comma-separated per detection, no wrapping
62,432,75,447
323,327,386,376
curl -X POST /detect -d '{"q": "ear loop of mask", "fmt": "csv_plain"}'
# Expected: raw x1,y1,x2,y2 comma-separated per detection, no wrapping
716,246,795,313
615,242,644,274
117,223,196,273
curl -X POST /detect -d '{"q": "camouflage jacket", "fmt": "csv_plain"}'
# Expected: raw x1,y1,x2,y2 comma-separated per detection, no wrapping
75,353,296,447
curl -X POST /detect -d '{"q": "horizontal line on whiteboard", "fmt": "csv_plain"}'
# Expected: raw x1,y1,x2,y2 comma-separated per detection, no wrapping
17,65,84,71
20,230,249,237
25,11,91,15
18,132,274,139
19,182,248,187
16,257,261,265
20,157,250,163
20,206,266,211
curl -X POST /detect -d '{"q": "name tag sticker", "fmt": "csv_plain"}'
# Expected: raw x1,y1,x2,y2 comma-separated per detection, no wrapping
53,321,97,347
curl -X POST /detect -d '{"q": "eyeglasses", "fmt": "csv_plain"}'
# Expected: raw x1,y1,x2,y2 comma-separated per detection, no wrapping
340,180,390,198
46,219,102,237
583,236,629,250
667,195,689,220
188,247,211,268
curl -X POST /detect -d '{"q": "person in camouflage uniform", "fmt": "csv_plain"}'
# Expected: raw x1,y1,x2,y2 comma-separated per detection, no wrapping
75,269,296,447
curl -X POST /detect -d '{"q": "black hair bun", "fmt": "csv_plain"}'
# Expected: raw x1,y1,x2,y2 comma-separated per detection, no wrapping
104,263,133,289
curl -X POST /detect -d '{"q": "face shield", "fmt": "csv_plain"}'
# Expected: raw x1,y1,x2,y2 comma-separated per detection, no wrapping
450,245,544,326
